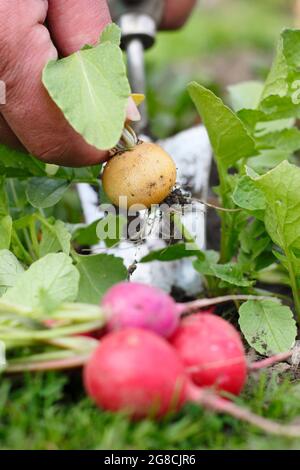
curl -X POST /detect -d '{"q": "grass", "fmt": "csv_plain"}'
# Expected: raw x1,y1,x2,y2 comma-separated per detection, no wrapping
1,370,300,450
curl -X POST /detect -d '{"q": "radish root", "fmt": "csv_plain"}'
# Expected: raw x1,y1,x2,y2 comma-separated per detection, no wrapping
249,352,292,371
189,386,300,438
179,295,279,315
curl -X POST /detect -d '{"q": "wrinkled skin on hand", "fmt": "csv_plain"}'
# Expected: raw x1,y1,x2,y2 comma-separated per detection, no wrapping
0,0,196,166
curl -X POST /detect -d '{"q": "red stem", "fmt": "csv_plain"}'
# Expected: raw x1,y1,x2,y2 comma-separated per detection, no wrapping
248,351,292,371
188,385,300,437
178,295,278,315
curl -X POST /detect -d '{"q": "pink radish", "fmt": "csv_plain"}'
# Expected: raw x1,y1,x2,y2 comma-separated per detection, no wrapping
170,314,247,395
102,282,180,338
83,328,300,437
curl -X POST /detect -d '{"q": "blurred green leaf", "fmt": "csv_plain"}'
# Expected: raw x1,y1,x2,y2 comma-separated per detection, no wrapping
239,300,296,355
141,243,203,262
0,250,24,296
26,178,70,209
75,254,127,304
0,145,45,178
96,214,127,248
0,216,12,250
228,81,264,112
3,253,79,310
40,220,71,256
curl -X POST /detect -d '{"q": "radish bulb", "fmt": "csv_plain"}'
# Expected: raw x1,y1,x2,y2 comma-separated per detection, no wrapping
102,142,177,209
84,328,300,437
102,282,180,338
170,314,247,395
84,328,187,418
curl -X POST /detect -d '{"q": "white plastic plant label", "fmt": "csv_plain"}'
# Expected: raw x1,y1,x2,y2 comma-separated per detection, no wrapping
0,341,6,371
292,341,300,369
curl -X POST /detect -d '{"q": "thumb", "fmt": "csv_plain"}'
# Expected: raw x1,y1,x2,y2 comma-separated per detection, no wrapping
47,0,111,56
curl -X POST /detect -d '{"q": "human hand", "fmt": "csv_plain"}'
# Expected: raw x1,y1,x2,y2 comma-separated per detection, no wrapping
161,0,197,29
0,0,140,167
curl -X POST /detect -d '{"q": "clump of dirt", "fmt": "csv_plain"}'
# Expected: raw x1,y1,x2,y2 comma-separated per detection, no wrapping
164,186,192,207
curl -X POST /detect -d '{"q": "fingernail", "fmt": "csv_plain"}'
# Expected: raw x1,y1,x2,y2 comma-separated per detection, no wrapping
126,97,141,122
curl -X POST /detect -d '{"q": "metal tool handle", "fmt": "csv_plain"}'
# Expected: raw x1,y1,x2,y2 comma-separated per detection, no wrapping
108,0,164,133
108,0,164,28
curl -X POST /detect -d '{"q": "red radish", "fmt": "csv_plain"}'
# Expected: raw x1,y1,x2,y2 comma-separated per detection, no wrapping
102,282,180,338
83,328,300,437
170,314,247,395
84,328,187,418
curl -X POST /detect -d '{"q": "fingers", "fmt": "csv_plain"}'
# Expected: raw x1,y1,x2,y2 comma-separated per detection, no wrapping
0,0,109,166
161,0,197,30
47,0,111,56
0,114,24,151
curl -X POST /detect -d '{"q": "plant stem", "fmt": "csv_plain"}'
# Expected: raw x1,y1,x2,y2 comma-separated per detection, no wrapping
0,320,103,346
35,213,53,231
11,230,33,265
286,255,300,320
9,179,36,260
6,353,91,373
189,386,300,437
178,294,280,315
249,351,292,371
29,219,40,259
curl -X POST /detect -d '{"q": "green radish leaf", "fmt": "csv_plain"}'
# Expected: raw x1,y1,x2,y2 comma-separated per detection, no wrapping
239,300,296,355
43,40,130,151
260,33,288,102
255,117,295,135
194,250,252,287
0,145,45,178
0,177,8,216
75,253,127,304
256,128,300,154
238,219,274,273
141,243,203,262
259,30,300,117
56,165,101,183
251,160,300,251
96,214,127,248
228,81,264,112
71,220,101,246
210,263,252,287
188,82,256,168
3,253,79,310
232,176,266,212
26,178,70,208
100,23,121,45
0,250,24,296
40,220,71,256
247,148,293,173
0,216,12,250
